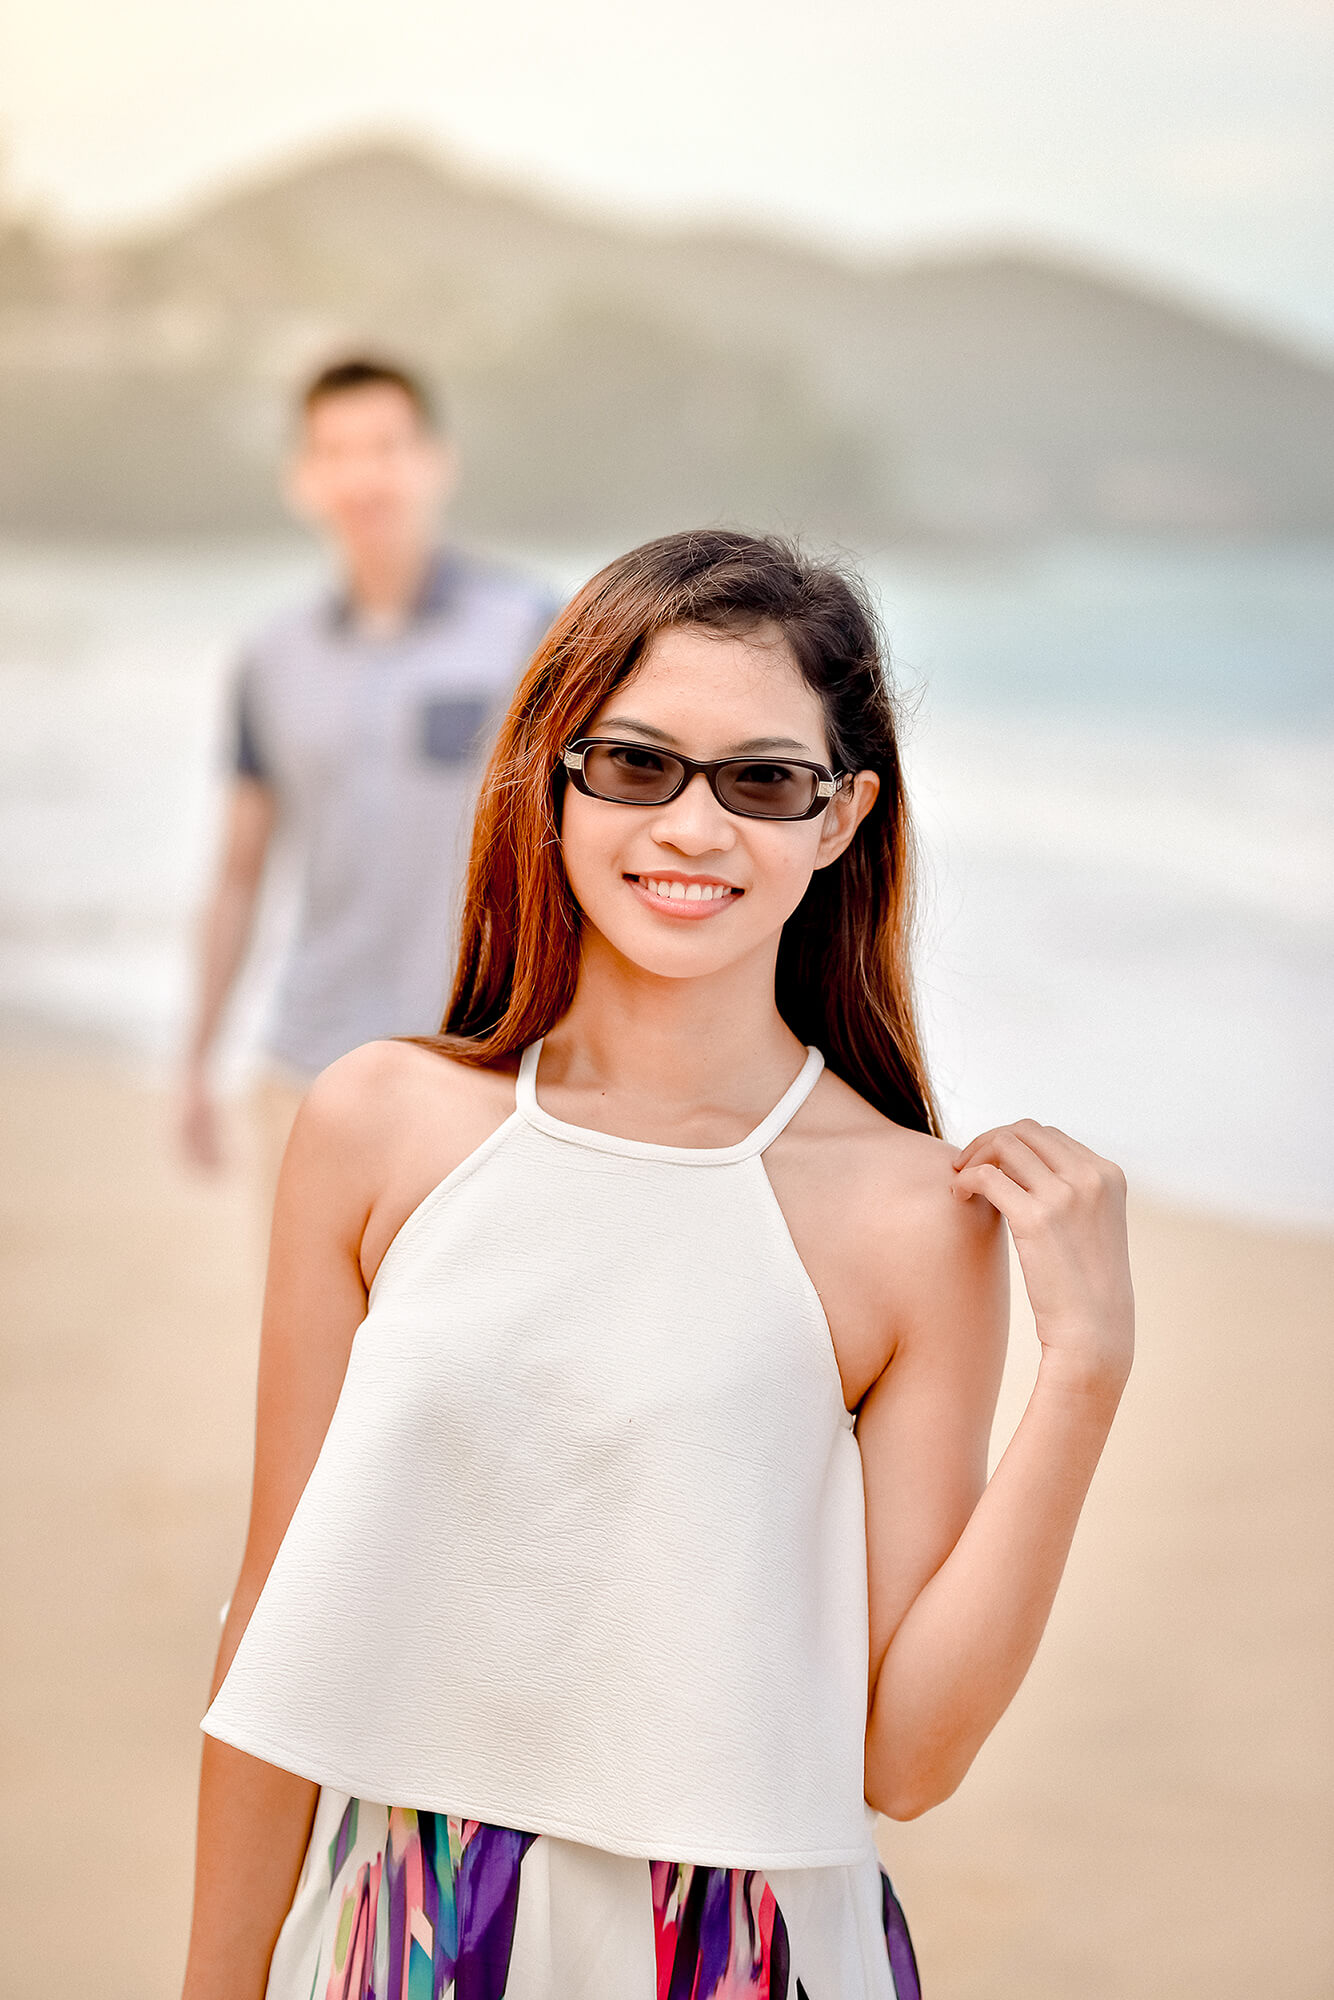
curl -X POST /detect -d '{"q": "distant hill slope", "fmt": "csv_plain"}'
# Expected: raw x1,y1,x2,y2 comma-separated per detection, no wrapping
1,138,1332,541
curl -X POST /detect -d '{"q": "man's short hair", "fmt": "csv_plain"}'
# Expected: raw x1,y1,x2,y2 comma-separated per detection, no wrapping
300,356,442,432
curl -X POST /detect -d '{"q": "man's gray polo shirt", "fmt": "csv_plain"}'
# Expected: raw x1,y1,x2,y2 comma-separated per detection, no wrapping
232,549,557,1079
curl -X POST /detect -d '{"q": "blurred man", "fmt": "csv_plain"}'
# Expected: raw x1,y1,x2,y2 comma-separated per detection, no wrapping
179,356,556,1188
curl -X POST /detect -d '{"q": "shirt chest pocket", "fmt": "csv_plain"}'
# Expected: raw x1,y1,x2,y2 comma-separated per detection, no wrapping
418,694,492,766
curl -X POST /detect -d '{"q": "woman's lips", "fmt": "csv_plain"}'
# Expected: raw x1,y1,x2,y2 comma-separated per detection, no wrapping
624,873,743,920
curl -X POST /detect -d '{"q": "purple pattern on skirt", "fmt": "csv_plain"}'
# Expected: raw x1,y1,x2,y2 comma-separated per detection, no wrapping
881,1871,921,2000
311,1800,917,1998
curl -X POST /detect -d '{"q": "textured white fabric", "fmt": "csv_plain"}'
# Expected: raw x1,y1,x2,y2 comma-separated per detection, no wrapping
204,1040,876,1869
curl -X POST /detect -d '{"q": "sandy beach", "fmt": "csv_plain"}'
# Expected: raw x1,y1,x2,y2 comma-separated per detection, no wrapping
2,1033,1330,2000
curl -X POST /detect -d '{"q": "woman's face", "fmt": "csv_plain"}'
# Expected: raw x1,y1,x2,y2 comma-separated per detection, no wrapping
560,621,879,983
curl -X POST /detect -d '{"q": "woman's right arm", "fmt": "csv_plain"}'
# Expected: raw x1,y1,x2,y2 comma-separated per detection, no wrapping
180,1052,386,2000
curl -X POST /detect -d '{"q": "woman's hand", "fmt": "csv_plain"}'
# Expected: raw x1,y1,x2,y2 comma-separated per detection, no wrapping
951,1120,1134,1397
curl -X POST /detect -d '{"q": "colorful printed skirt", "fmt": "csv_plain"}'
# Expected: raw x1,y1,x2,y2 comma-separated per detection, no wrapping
265,1790,920,2000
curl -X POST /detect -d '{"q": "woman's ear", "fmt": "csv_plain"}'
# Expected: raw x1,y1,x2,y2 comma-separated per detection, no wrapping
813,770,880,869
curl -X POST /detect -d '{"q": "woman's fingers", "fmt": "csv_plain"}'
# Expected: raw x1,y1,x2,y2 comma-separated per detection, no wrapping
953,1118,1134,1386
1004,1118,1110,1182
950,1159,1039,1228
955,1119,1125,1199
953,1123,1024,1173
951,1125,1062,1197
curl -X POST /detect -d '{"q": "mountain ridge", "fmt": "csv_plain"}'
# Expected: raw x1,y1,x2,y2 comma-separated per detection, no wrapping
1,137,1331,542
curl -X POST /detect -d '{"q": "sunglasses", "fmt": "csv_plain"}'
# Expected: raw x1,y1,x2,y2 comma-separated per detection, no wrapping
562,738,850,823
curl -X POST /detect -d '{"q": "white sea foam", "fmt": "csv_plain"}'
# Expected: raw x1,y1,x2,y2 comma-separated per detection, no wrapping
909,724,1333,1225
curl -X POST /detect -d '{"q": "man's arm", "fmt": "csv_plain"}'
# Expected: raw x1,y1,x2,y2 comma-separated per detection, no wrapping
179,777,277,1168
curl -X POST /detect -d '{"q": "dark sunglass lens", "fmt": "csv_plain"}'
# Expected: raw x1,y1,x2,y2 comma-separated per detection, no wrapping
716,760,818,817
582,741,682,803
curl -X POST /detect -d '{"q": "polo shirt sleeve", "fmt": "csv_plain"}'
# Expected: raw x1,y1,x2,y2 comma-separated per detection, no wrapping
229,661,270,784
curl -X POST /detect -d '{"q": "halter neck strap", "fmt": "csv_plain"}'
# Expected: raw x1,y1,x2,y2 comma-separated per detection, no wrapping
515,1040,825,1164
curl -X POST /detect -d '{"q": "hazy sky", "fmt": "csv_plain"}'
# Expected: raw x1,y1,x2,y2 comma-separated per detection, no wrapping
3,0,1332,350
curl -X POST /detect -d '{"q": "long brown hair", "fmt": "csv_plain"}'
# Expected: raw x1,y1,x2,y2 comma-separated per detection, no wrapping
425,529,940,1136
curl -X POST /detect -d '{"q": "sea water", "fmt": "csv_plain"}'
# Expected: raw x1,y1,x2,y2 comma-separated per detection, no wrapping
0,534,1329,1228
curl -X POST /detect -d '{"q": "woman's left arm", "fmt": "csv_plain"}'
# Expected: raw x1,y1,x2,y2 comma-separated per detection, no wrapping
862,1119,1134,1821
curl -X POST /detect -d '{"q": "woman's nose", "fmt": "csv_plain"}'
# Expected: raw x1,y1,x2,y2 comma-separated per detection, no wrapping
648,771,736,853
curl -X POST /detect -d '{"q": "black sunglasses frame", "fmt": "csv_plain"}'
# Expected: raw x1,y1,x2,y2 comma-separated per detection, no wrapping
562,737,851,823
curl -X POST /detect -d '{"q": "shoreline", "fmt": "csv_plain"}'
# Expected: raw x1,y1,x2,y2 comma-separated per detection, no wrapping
2,1033,1331,1998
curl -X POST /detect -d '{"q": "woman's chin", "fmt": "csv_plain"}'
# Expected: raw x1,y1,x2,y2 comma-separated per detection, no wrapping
583,912,762,983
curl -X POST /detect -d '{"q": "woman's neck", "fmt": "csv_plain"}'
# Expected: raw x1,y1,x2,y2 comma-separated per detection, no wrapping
543,930,806,1121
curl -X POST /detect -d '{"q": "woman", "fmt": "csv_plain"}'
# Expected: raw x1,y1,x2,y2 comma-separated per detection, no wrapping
183,530,1134,2000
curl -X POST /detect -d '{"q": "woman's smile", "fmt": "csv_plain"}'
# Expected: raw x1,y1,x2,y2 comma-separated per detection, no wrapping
624,869,744,918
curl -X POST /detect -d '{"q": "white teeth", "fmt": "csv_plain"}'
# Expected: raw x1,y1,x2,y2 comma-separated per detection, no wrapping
640,878,733,903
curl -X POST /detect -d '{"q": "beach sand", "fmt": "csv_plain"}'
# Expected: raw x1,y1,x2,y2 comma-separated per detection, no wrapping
2,1036,1330,2000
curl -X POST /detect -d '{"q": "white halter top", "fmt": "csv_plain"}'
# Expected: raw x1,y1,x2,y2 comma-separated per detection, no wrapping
204,1040,875,1868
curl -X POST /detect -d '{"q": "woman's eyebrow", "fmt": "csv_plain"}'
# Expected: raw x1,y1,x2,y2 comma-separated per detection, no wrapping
598,716,815,754
597,716,677,743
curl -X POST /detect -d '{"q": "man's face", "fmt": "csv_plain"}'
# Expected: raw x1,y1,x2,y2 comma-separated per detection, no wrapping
287,384,455,556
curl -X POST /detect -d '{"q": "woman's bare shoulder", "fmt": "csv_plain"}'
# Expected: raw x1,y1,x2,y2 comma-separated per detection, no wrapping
766,1068,1003,1402
286,1041,521,1268
300,1038,517,1142
785,1069,1004,1331
795,1067,958,1205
